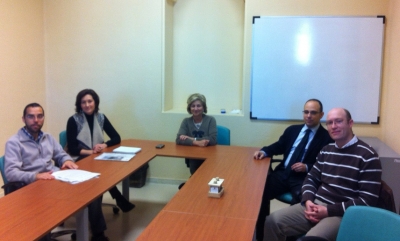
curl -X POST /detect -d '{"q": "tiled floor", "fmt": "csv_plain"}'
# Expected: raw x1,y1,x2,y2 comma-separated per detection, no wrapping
53,182,289,240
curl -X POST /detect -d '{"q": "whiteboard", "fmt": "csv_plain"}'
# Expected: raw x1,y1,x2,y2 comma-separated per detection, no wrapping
250,16,385,123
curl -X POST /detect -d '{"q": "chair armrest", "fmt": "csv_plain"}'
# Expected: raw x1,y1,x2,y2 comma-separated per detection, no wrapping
377,180,396,213
296,236,328,241
2,181,27,195
270,159,283,171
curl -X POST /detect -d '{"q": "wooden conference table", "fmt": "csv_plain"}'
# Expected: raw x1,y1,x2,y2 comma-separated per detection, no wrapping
0,139,270,241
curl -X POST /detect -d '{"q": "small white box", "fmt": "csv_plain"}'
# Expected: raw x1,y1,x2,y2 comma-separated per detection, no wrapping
208,177,224,198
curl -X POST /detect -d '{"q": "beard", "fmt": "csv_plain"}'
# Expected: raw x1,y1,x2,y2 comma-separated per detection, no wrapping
25,124,43,135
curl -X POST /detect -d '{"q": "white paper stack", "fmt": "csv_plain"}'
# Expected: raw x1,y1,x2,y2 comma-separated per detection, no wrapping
52,169,100,184
113,146,141,154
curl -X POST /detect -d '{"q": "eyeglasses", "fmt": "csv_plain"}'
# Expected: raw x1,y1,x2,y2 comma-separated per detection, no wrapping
302,110,320,115
25,114,44,120
326,119,344,127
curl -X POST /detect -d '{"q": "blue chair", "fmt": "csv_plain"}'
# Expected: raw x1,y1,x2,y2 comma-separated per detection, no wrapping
0,155,26,194
336,206,400,241
217,125,230,145
0,156,8,185
59,130,67,150
59,131,120,214
276,192,293,204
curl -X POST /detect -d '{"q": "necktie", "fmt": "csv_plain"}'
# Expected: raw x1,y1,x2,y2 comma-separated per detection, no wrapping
284,129,311,178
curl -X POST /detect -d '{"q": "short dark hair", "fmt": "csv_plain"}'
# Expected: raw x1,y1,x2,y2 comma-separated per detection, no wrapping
343,108,352,121
306,99,323,112
75,89,100,113
23,103,44,117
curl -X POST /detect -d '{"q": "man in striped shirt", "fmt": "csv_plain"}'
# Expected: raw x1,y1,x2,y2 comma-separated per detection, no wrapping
263,108,382,241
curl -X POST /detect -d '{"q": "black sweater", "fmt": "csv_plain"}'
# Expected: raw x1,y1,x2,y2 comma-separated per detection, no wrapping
66,113,121,156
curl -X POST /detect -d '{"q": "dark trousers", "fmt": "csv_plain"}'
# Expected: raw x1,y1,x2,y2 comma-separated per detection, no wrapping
76,155,107,234
38,233,51,241
108,186,122,199
255,167,304,241
88,195,107,234
185,158,205,175
188,159,205,175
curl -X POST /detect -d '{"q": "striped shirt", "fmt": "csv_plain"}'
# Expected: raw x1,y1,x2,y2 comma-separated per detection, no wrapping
302,136,382,217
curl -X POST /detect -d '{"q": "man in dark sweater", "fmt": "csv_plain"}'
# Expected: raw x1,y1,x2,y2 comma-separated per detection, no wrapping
263,108,382,241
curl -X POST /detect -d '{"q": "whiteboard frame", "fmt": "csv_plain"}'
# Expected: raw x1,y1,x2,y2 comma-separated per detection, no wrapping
250,16,385,124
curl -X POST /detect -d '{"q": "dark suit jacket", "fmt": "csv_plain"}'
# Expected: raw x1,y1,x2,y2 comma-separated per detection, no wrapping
261,124,333,178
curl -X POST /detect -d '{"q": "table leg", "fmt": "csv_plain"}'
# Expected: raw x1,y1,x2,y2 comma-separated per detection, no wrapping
75,207,89,241
122,177,130,200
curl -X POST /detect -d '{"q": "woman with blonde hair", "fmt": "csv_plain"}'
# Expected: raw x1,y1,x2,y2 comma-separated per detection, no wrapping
176,93,217,176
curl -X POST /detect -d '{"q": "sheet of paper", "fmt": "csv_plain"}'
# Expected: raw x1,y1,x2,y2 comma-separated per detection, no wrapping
113,146,141,154
95,152,135,161
52,169,100,184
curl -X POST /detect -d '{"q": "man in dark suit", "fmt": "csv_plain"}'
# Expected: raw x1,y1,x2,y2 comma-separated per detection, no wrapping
253,99,333,241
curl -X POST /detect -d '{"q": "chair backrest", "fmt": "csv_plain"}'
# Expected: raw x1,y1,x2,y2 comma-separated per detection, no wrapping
217,125,230,146
336,206,400,241
377,180,396,212
0,156,8,184
59,130,67,148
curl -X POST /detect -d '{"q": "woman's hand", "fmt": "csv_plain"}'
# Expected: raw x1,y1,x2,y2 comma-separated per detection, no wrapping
193,139,209,147
179,135,209,147
80,149,94,156
179,135,190,140
93,143,107,153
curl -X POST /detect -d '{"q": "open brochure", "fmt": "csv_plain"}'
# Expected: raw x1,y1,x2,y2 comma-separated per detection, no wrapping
113,146,141,154
52,169,100,184
95,152,135,161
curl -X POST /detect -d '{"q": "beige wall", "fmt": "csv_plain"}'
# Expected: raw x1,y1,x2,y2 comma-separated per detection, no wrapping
43,0,190,180
382,1,400,154
1,0,399,184
166,0,244,113
0,0,45,187
0,1,45,154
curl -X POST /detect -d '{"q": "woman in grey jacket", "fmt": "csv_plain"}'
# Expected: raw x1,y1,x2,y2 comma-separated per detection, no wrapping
176,93,217,175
